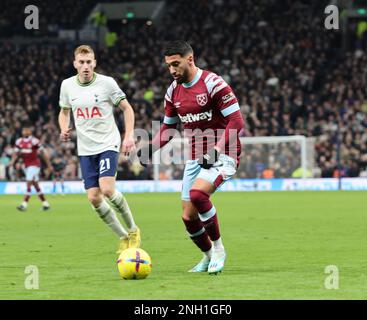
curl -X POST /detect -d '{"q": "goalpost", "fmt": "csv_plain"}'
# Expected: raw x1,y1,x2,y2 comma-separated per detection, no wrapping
238,135,315,179
153,136,315,180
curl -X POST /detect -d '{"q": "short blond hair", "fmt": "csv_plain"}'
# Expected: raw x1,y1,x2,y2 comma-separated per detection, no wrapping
74,45,95,58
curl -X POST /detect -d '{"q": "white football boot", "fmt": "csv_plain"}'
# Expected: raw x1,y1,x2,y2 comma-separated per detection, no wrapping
208,249,226,275
188,255,211,273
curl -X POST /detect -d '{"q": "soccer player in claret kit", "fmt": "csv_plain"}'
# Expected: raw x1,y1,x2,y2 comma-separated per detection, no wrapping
9,124,52,211
58,45,141,254
139,41,245,274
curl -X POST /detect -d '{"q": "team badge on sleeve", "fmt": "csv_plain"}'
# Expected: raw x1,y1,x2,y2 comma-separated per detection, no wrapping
222,92,236,104
196,93,208,106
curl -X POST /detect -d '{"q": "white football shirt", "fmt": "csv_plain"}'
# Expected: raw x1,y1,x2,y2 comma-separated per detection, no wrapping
59,72,126,156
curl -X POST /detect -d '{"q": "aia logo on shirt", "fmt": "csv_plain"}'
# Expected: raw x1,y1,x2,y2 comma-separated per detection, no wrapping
196,93,208,106
76,107,102,119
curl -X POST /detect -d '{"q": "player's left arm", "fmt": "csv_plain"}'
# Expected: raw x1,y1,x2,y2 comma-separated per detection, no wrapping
214,87,245,154
107,77,135,156
118,98,135,155
200,83,245,168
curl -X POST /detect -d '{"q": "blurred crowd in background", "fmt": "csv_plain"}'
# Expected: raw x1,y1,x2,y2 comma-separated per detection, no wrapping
1,0,367,181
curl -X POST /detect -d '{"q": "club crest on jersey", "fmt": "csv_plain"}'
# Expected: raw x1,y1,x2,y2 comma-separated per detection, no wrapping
196,93,208,106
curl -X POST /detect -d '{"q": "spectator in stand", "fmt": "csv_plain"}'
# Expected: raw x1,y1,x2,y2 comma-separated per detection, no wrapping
1,0,367,181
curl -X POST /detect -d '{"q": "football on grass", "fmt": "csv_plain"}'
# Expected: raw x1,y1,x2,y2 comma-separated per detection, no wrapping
117,248,152,280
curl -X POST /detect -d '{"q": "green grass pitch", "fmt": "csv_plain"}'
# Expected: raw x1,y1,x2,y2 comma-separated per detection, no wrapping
0,191,366,300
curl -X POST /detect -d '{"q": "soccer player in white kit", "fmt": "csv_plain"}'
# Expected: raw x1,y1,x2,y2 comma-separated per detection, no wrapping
58,45,140,254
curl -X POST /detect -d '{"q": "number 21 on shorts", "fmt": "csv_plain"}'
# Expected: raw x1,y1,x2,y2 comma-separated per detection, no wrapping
99,158,111,174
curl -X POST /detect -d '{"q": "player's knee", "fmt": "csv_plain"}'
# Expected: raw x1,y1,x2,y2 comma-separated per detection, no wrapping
87,193,102,207
189,189,209,205
181,211,190,221
100,186,115,199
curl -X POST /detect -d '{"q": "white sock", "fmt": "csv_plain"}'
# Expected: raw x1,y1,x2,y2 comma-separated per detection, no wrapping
204,247,212,259
94,200,128,238
22,201,28,208
42,201,50,207
108,191,137,231
213,237,224,251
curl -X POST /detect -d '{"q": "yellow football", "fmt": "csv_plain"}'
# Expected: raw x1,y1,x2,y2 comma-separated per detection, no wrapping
117,248,152,280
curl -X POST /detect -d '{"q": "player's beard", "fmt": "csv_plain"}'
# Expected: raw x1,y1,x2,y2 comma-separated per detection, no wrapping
175,68,190,84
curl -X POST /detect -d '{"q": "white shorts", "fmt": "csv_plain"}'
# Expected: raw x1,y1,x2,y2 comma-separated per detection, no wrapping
181,154,237,201
24,166,40,182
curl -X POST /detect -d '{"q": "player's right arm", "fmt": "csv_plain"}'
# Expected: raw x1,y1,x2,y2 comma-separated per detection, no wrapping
9,151,19,168
152,82,180,149
59,108,72,141
9,140,20,167
138,83,179,166
58,80,72,142
151,98,179,150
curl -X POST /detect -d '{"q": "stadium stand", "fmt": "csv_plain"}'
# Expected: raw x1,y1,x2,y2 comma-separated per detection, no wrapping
1,0,367,181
